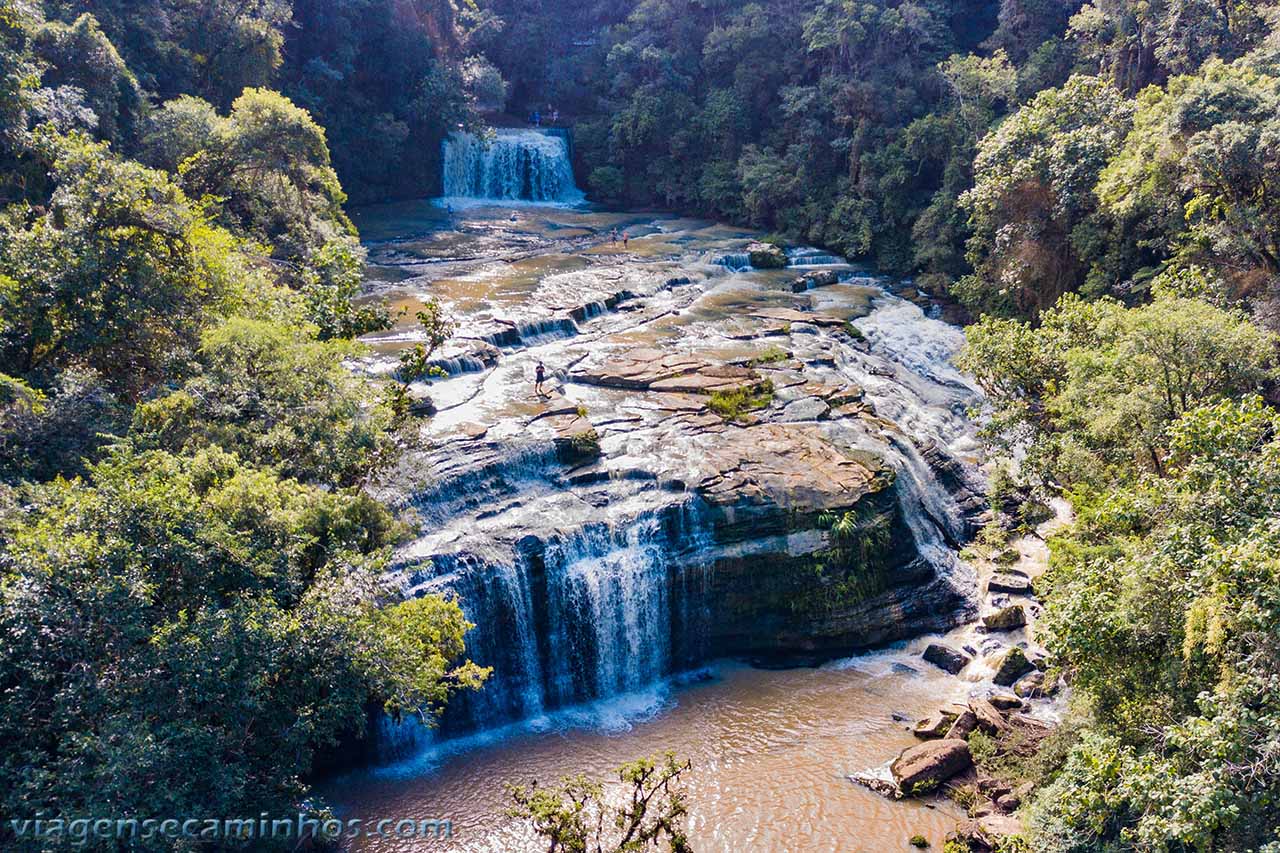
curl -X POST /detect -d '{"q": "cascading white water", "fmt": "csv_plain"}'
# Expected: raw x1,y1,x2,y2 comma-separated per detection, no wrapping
364,209,988,764
714,253,753,271
552,518,672,698
442,129,584,203
377,501,714,758
788,247,847,267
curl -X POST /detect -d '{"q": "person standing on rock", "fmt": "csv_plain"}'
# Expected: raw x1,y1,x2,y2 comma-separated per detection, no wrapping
535,362,546,397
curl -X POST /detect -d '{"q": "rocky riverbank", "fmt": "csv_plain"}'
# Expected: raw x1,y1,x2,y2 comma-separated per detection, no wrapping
851,498,1072,850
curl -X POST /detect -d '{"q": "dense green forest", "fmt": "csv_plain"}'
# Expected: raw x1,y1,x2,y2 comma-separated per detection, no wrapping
0,1,489,846
3,0,1280,850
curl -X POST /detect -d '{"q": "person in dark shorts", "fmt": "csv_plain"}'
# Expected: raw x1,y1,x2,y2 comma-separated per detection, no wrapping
535,362,546,396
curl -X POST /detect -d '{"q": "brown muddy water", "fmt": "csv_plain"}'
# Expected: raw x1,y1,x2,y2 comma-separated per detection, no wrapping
323,654,969,852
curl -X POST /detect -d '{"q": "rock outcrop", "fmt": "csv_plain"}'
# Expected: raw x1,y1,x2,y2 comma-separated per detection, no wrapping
360,208,986,745
992,648,1035,686
747,241,788,269
913,711,956,739
968,697,1007,735
988,573,1033,595
981,604,1026,630
572,349,762,394
891,739,973,794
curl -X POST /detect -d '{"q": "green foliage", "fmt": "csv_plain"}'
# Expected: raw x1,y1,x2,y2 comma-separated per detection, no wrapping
143,89,391,337
0,446,485,841
958,76,1135,317
960,291,1276,488
0,132,249,396
564,429,602,461
1096,59,1280,305
282,0,474,202
910,833,930,847
31,13,144,146
0,1,493,838
1025,399,1280,850
461,54,507,111
507,751,693,853
588,165,625,203
300,239,392,340
396,298,455,385
169,87,355,264
748,344,789,365
0,367,123,483
41,0,290,108
1069,0,1272,92
131,318,398,487
707,380,775,422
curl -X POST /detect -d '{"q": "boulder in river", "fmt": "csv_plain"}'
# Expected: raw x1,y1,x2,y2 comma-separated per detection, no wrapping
848,763,900,799
792,270,839,292
747,241,788,269
968,697,1007,735
992,647,1035,686
988,691,1023,711
923,643,970,674
777,397,831,422
1013,670,1048,698
988,573,1033,595
406,387,436,417
891,739,973,794
982,604,1027,631
949,814,1024,851
913,712,955,739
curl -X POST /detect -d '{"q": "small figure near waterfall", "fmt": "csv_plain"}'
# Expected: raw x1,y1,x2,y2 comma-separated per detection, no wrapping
535,362,546,397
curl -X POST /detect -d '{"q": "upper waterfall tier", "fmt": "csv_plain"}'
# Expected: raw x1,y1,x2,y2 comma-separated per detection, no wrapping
441,129,584,203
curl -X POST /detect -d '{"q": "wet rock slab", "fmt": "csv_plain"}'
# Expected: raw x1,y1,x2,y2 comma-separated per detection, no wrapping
572,348,762,393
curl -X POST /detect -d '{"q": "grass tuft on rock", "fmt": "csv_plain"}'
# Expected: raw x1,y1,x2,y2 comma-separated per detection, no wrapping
707,380,775,422
748,345,789,366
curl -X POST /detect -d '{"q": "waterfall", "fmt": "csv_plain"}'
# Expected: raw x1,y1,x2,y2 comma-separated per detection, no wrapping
378,501,713,758
788,247,847,267
480,317,579,349
442,129,584,203
714,253,753,271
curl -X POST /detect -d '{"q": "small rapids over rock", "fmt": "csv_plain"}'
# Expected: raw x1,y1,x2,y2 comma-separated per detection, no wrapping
788,247,848,267
441,129,583,203
713,252,753,271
